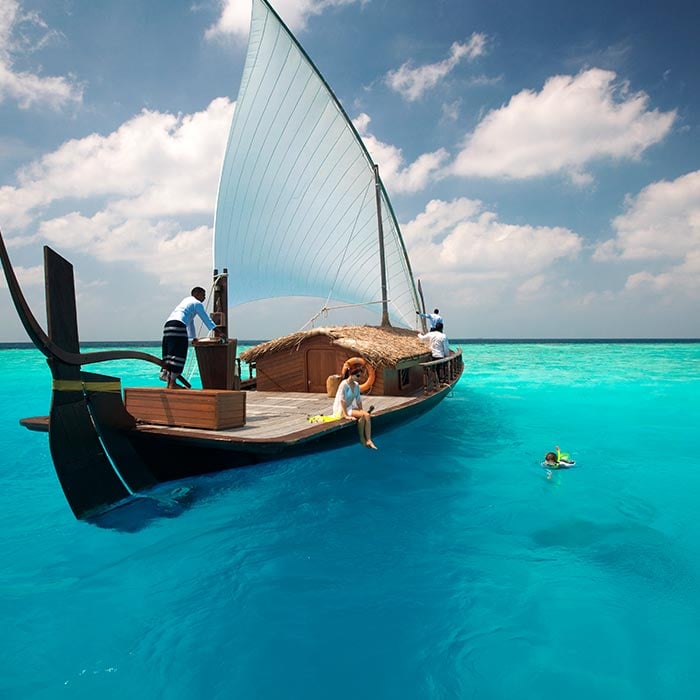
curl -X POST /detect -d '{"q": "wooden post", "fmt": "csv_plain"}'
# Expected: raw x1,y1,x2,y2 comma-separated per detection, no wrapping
212,268,229,339
195,267,237,389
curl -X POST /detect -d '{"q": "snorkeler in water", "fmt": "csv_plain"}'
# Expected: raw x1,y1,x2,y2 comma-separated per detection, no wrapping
544,445,575,468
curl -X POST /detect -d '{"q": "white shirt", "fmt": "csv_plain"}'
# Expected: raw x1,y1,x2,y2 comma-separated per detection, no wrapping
418,330,450,359
167,296,217,339
333,379,361,418
418,311,443,328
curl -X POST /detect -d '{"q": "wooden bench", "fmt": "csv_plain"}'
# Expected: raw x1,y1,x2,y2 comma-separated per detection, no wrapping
124,388,246,430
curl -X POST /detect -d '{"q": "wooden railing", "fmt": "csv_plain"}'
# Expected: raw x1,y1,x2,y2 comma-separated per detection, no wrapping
236,358,257,389
419,348,463,394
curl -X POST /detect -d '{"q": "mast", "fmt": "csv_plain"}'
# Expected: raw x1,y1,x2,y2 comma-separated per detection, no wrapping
374,164,390,327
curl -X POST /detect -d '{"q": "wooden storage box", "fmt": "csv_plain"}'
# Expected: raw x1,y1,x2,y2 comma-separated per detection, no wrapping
125,388,246,430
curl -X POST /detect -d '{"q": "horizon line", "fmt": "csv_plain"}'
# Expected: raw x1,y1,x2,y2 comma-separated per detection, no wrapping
1,337,699,349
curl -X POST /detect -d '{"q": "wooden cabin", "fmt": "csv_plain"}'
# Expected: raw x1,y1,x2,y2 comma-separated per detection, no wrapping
239,325,433,396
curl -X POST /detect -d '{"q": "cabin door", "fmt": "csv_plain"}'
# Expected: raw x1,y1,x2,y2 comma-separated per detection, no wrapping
305,349,340,393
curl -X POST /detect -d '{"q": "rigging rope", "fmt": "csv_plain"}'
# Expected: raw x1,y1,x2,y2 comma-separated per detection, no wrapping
296,178,377,332
298,299,388,331
322,177,373,312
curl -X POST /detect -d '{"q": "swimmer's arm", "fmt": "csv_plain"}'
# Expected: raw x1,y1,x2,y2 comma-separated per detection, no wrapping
555,445,571,461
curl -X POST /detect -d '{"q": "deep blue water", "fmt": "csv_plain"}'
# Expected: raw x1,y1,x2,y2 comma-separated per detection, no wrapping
1,342,699,699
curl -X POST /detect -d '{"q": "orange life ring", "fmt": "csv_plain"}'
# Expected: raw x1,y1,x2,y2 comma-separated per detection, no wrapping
341,356,376,394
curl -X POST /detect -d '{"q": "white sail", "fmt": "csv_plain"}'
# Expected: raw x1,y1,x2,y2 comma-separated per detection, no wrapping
213,0,419,328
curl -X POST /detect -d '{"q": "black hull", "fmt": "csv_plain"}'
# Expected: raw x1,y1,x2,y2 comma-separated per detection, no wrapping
127,382,456,482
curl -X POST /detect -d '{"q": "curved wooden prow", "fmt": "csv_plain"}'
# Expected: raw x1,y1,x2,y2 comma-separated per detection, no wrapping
1,229,159,518
48,371,133,518
48,246,158,516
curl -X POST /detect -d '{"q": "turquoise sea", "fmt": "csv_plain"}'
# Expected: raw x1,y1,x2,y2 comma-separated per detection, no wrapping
2,341,700,699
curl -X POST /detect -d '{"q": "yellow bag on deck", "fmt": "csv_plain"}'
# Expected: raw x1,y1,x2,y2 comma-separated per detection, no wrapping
307,415,341,424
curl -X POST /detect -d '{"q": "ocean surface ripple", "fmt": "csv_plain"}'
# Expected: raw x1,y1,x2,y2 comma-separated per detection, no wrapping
1,342,699,698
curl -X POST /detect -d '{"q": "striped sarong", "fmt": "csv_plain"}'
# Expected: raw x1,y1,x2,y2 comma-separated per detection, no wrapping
162,320,189,374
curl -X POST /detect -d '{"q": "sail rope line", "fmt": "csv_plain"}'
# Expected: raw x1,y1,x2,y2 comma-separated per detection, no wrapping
182,272,227,383
239,41,305,276
239,121,359,303
284,142,365,288
300,166,413,329
258,87,331,285
297,161,374,289
377,198,416,329
298,300,387,331
217,9,285,269
320,175,372,303
298,177,374,331
245,73,320,274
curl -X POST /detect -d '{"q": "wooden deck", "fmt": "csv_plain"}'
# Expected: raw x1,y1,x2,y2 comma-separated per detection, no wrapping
18,388,445,444
132,390,423,445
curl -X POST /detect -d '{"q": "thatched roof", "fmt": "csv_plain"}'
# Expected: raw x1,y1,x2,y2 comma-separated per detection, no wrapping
240,325,431,366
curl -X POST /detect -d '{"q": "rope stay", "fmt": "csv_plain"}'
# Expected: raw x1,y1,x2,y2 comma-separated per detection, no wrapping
298,299,390,332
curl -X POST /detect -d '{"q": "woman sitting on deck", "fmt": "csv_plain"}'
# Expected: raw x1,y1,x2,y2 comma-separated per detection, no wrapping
333,361,377,450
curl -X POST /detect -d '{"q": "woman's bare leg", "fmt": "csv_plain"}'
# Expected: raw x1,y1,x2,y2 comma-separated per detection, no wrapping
352,410,377,449
356,415,365,445
364,416,377,449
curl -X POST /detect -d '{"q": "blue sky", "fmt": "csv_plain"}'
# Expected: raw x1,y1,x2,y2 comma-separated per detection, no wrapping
1,0,698,341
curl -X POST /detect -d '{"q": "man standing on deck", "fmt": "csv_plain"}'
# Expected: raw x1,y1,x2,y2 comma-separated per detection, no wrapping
417,308,443,331
418,322,450,360
418,322,450,384
161,287,221,389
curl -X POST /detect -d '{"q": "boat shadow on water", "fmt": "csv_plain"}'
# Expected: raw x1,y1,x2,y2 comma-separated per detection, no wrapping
87,411,446,532
87,483,200,532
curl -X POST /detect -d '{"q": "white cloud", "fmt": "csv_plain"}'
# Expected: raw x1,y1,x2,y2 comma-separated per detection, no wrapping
1,97,235,284
205,0,365,40
386,34,488,102
38,213,214,285
0,263,42,289
441,100,461,122
1,97,234,229
593,170,700,301
594,170,700,261
353,113,448,193
624,250,700,298
451,68,676,183
402,197,481,246
399,199,584,333
403,197,582,281
0,0,83,110
516,274,548,300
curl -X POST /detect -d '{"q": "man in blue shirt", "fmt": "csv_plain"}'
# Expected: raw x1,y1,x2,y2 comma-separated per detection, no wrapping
161,287,220,388
417,308,443,331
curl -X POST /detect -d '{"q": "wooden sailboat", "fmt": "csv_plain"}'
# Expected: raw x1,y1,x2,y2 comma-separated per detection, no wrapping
0,0,463,519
